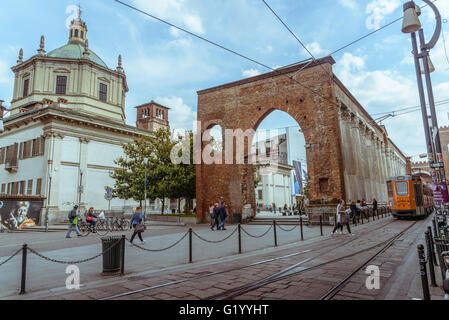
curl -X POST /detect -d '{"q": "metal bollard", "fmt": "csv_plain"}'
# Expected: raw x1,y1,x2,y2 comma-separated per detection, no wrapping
188,228,193,263
238,224,242,254
273,221,277,247
432,217,439,238
418,244,431,300
120,235,125,276
20,244,28,295
361,213,364,224
425,231,437,287
427,226,438,266
300,217,304,241
320,215,323,236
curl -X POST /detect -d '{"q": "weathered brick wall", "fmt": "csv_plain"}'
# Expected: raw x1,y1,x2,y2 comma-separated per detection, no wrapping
196,58,345,223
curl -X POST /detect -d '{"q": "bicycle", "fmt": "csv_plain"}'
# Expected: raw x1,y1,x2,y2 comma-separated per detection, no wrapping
111,217,130,231
95,218,110,236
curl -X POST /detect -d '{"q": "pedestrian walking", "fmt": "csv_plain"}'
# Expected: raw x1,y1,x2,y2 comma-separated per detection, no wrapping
66,205,81,238
209,203,216,230
213,203,220,230
340,205,354,235
372,198,378,216
350,200,357,223
129,206,145,245
332,200,344,235
218,202,228,230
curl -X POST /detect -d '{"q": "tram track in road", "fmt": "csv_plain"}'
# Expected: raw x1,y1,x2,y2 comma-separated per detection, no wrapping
100,217,398,300
205,220,418,300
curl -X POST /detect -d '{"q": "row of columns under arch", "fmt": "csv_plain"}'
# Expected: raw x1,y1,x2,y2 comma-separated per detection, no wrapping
339,104,406,203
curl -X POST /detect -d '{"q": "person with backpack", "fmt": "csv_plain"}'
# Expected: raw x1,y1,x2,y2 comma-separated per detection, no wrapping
129,207,145,245
66,205,81,238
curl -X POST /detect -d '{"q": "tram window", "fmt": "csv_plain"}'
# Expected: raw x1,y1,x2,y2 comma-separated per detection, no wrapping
395,181,409,196
387,182,393,197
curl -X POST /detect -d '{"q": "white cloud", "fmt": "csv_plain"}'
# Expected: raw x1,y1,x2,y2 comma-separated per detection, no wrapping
365,0,401,30
338,0,357,10
302,42,329,57
154,96,196,131
0,60,11,84
335,52,417,107
131,0,205,34
242,69,261,78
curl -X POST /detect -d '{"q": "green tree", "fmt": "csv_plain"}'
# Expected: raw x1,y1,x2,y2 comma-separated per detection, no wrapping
111,129,197,215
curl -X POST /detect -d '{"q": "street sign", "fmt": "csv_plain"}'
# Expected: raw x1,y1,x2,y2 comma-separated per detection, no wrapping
105,187,113,201
430,163,444,168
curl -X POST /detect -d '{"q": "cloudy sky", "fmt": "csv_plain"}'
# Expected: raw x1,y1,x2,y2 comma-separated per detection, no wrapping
1,0,449,161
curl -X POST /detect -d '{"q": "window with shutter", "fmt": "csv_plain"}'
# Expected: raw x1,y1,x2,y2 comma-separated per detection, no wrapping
27,180,33,195
19,142,24,160
56,76,67,94
0,147,5,164
36,178,42,195
40,137,45,155
12,182,19,195
19,181,26,195
99,83,107,102
23,79,29,97
32,138,38,157
7,183,11,194
1,184,5,194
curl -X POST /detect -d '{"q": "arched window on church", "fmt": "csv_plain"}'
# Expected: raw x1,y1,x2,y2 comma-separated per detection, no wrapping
75,29,79,37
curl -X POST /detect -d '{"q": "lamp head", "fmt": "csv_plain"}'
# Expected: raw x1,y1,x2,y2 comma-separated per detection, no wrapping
402,1,422,34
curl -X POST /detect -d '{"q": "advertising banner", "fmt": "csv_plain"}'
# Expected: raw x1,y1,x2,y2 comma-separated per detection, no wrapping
0,199,43,230
432,183,449,204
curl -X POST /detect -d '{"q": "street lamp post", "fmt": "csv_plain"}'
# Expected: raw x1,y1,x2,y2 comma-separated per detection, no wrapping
402,0,449,205
143,157,148,223
78,169,83,214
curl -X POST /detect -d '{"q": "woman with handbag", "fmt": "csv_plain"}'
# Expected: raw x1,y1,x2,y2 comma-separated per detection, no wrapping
339,201,353,236
129,207,146,245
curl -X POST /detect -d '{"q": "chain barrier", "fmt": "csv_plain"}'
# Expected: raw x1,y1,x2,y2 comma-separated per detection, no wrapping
192,227,238,243
277,224,299,232
127,231,189,252
0,248,22,267
241,225,273,238
27,238,122,265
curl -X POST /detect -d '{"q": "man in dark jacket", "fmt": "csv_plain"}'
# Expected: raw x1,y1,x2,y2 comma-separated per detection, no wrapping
218,202,227,230
66,205,81,238
212,203,220,231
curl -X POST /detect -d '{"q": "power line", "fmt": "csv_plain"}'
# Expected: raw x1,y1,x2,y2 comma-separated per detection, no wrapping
371,98,449,116
441,19,449,69
260,0,334,81
113,0,342,112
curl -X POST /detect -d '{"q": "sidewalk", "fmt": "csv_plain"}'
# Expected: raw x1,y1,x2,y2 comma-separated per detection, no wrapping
0,222,333,299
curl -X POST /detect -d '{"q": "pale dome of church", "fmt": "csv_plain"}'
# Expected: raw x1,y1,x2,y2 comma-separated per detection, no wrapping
47,44,108,68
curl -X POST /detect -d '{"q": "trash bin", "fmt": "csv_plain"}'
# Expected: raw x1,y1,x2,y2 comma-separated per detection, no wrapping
101,236,122,274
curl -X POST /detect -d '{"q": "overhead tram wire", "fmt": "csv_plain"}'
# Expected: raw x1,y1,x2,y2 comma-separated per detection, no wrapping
260,0,334,81
113,0,437,129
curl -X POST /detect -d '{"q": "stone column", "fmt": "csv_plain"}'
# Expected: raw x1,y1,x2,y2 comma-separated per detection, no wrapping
78,137,89,212
42,133,64,223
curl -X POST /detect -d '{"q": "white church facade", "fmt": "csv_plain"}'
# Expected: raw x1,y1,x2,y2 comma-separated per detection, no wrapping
0,10,171,225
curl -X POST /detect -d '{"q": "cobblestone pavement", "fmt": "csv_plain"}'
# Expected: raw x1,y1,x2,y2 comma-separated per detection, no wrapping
9,213,443,301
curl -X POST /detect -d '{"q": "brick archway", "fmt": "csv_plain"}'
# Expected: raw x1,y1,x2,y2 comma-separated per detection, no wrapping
196,57,346,223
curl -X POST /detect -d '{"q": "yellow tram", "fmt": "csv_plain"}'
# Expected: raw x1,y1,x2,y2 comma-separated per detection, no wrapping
387,175,433,219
